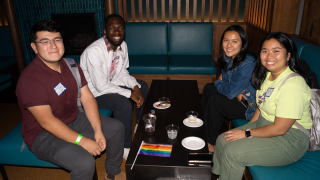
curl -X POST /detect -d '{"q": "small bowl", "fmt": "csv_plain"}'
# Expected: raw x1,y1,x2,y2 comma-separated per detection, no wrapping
159,97,169,102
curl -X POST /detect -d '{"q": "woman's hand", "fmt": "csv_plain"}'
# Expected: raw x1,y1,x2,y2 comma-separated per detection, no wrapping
236,93,247,102
218,74,222,81
223,129,246,142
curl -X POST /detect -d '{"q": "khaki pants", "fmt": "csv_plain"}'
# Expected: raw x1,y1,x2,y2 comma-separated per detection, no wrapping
212,115,309,180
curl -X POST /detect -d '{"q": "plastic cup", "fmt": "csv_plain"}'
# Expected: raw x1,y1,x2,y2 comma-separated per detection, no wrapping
166,124,179,139
143,114,157,135
186,111,198,124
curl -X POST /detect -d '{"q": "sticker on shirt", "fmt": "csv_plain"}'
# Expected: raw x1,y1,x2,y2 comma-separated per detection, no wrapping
265,88,274,97
54,82,67,96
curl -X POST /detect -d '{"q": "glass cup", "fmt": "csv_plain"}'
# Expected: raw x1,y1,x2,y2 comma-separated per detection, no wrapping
166,124,179,139
143,114,157,135
186,111,198,124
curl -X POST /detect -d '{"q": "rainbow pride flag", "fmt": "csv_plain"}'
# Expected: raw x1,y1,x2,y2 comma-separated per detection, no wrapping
139,143,172,157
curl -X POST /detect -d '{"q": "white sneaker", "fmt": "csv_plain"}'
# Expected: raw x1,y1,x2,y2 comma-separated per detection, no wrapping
134,123,138,134
123,148,130,160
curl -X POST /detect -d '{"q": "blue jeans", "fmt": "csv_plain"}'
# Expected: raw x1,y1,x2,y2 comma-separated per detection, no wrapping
95,79,148,148
31,112,125,180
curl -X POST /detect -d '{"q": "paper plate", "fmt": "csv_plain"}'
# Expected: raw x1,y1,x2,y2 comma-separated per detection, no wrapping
153,102,171,109
183,118,203,128
181,137,205,150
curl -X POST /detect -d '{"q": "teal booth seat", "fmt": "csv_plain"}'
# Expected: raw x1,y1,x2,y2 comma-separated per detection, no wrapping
231,119,320,179
168,23,216,75
98,108,112,117
300,45,320,85
291,36,312,57
125,22,169,74
168,55,216,74
0,73,12,92
129,55,169,74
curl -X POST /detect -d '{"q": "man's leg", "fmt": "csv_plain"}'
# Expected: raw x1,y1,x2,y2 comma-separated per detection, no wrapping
31,114,98,180
96,94,132,148
71,112,125,176
135,79,148,124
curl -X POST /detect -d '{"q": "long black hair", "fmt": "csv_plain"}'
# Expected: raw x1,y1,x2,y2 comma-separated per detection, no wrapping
217,25,254,72
251,32,310,90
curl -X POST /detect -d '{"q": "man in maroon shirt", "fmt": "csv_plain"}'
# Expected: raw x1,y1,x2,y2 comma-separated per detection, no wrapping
16,20,126,180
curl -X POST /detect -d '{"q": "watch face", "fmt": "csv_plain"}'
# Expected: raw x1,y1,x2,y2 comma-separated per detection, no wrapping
245,130,251,138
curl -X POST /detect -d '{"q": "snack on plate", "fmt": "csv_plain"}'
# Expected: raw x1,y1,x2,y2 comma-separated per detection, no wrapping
156,101,170,108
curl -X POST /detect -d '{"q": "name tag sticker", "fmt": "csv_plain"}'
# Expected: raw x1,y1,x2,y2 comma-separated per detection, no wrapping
54,82,66,96
265,88,274,97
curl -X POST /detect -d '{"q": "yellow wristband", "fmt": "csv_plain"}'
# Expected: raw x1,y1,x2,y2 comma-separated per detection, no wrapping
74,134,82,145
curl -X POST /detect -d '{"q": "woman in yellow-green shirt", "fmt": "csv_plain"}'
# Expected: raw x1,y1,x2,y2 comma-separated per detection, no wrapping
212,32,312,180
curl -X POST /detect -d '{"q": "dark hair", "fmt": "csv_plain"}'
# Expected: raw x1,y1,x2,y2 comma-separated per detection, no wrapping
30,20,63,43
217,25,254,72
104,14,125,30
251,32,310,90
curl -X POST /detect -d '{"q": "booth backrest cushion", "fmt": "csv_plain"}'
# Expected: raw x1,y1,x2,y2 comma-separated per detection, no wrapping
291,36,312,57
300,45,320,85
169,23,213,55
125,22,168,55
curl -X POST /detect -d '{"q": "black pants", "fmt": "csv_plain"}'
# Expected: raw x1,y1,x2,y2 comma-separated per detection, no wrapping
201,83,246,145
95,79,148,148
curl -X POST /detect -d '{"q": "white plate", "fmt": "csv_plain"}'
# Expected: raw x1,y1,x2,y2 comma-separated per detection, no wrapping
153,102,171,109
181,137,205,150
183,118,203,128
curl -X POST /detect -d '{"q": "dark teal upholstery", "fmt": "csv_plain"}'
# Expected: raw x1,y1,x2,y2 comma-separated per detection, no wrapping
248,151,320,180
0,27,16,71
0,122,59,167
169,23,213,55
98,109,113,117
231,118,320,180
168,55,216,74
291,36,312,57
125,22,168,55
128,55,169,74
300,45,320,85
0,73,12,92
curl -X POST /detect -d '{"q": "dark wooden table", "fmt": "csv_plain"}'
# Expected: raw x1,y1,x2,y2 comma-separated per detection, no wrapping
125,80,211,180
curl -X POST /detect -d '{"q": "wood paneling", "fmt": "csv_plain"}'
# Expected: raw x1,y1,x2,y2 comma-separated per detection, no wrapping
177,0,181,22
246,23,269,57
271,0,300,34
234,0,240,22
138,0,143,22
146,0,150,22
217,0,222,22
123,0,128,22
226,0,231,22
208,0,214,22
169,0,173,22
186,0,189,22
161,0,165,22
300,0,320,43
130,0,136,22
201,0,205,22
153,0,157,22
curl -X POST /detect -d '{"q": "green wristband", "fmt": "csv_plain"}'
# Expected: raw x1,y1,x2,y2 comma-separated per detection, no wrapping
248,122,251,123
74,134,82,145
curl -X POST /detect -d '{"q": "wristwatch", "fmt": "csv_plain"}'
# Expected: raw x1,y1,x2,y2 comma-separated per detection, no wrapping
245,129,252,138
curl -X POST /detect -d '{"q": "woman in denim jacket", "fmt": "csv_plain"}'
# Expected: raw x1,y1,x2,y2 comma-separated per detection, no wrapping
201,25,257,152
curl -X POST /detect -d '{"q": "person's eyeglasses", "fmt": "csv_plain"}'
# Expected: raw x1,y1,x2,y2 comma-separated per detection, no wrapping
35,38,63,46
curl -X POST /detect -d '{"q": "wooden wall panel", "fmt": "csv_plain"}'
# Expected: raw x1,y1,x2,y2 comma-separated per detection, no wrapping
300,0,320,43
246,23,269,57
271,0,300,34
